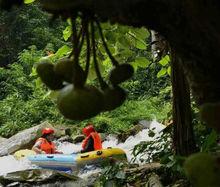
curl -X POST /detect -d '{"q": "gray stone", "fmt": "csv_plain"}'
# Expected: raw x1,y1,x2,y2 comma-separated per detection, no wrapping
0,137,6,144
0,121,54,156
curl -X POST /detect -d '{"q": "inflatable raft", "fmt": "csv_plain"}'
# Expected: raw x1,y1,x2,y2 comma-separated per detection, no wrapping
14,148,127,172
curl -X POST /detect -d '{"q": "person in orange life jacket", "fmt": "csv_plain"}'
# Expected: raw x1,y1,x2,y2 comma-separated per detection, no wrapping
81,124,102,153
32,128,63,154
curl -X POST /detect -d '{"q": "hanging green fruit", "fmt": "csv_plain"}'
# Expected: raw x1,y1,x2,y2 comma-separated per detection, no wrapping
54,58,73,83
36,61,64,90
109,64,134,86
184,152,220,187
102,86,126,111
57,84,104,120
200,102,220,132
72,63,86,88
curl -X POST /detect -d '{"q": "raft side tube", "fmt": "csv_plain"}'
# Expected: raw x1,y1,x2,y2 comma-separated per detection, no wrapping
76,148,127,166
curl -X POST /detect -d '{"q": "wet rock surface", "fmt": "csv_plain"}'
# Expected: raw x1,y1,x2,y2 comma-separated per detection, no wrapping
0,169,84,187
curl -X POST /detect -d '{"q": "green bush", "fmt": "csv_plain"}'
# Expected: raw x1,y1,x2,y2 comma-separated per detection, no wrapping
82,96,171,134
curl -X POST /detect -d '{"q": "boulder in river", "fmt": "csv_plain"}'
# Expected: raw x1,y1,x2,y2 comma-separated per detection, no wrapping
0,121,54,156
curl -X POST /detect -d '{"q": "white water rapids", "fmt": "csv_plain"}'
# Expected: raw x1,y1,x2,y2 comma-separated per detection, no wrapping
0,120,165,176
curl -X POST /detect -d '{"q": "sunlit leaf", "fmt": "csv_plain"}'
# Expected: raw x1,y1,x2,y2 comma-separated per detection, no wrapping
24,0,35,4
132,28,150,40
55,45,71,58
30,66,37,76
67,18,71,25
35,77,42,89
63,25,72,41
135,40,147,50
134,57,151,68
157,68,167,78
159,55,170,66
102,58,112,68
131,62,138,72
167,66,171,76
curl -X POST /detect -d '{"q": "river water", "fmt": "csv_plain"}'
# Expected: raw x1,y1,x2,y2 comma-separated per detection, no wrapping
0,120,165,176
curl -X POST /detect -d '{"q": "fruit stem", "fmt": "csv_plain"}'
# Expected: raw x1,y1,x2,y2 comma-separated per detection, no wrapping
85,19,90,81
70,17,85,66
95,18,119,67
91,21,108,90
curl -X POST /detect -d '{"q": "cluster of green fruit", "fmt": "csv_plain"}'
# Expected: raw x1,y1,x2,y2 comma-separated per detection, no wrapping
200,102,220,132
184,152,220,187
37,58,133,121
32,3,134,121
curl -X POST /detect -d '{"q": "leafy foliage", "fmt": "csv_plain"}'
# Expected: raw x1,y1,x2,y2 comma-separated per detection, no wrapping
97,162,126,186
81,96,171,134
0,47,66,137
0,3,66,66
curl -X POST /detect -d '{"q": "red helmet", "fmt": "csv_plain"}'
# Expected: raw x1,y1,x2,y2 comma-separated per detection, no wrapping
82,124,95,136
42,128,54,135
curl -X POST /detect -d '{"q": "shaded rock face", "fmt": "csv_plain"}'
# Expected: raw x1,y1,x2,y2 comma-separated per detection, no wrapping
0,169,83,187
0,122,54,156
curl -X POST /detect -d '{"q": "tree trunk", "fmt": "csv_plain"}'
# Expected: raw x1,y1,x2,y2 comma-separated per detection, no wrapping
171,50,197,156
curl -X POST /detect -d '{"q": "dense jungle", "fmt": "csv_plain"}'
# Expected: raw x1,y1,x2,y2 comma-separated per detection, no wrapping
0,0,219,186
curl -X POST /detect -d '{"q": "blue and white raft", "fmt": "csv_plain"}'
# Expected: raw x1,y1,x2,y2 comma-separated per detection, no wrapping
14,148,127,172
28,154,78,172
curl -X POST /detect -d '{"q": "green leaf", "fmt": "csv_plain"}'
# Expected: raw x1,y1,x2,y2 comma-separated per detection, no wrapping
35,78,42,89
55,45,71,58
30,66,37,76
135,40,147,50
134,57,151,68
63,25,72,41
159,55,170,66
118,37,130,49
167,66,171,76
131,28,149,40
201,130,218,152
24,0,36,4
120,49,134,58
157,68,167,78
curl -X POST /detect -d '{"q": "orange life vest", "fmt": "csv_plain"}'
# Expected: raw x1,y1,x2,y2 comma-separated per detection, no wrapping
82,132,102,150
36,137,55,154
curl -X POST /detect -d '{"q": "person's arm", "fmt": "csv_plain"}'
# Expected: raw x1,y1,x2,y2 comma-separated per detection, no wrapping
32,140,46,154
81,137,94,153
